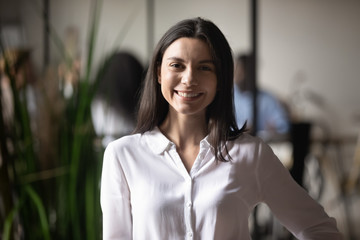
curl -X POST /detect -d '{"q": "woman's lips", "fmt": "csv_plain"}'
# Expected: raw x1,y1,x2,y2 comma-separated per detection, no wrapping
176,91,201,98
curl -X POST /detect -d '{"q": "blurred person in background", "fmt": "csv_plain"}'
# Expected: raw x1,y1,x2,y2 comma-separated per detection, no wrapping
91,51,144,147
233,54,290,140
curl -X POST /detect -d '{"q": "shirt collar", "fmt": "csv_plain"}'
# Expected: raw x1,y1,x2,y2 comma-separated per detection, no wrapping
144,127,173,155
144,127,212,155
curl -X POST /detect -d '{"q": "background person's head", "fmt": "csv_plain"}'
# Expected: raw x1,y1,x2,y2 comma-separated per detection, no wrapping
234,54,253,92
95,51,144,120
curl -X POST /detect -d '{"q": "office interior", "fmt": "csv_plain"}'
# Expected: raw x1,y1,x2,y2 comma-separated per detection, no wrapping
0,0,359,239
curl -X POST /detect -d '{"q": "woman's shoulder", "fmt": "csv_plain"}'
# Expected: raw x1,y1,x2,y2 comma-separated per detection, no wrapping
226,133,281,172
232,132,264,146
105,128,167,154
229,133,272,158
106,133,143,151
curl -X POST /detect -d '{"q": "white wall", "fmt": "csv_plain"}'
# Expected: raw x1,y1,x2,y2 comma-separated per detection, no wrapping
153,0,250,53
12,0,360,138
259,0,360,138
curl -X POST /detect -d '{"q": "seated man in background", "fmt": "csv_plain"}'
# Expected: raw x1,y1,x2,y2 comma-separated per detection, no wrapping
233,54,290,140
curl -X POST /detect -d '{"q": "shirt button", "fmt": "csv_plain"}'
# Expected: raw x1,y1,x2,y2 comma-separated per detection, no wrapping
188,232,193,238
186,202,192,208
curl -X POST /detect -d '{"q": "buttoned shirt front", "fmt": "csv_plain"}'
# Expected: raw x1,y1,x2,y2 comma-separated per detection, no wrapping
100,128,341,240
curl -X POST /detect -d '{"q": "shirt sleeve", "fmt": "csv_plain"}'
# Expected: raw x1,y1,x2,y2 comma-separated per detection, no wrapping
255,140,343,240
100,142,132,239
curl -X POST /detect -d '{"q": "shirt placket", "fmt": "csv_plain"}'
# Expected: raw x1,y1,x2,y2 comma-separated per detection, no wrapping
184,176,193,239
185,143,209,240
168,141,211,240
168,144,194,239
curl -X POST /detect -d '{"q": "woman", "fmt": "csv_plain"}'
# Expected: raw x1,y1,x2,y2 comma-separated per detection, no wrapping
100,17,342,239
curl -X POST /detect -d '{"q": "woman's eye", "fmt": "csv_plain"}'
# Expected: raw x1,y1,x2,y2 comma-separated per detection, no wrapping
199,65,213,71
170,63,182,69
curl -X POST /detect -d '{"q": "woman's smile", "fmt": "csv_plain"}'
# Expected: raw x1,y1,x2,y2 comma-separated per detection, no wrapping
175,90,203,99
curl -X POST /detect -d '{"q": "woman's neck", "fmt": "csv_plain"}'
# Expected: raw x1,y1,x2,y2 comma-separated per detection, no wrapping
159,111,208,172
159,112,208,150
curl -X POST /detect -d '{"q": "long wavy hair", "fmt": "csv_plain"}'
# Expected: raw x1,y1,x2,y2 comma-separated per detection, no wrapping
134,17,246,161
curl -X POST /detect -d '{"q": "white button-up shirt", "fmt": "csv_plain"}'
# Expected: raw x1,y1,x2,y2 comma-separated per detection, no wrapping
100,128,341,240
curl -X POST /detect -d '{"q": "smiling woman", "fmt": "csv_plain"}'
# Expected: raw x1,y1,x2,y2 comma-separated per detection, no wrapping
100,17,343,240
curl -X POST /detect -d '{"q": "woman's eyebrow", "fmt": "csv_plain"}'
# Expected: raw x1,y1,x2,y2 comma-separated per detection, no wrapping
166,57,184,62
166,57,214,64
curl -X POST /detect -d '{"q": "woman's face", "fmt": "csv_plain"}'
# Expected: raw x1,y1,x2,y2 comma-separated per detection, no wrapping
158,37,217,118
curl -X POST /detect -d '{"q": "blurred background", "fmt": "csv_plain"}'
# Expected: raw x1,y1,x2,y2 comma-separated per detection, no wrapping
0,0,359,239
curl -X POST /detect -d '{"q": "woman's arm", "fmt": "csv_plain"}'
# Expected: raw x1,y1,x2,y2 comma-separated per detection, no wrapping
101,142,132,239
255,140,343,240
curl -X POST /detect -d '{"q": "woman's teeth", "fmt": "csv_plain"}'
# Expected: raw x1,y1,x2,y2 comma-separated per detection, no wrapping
177,91,200,98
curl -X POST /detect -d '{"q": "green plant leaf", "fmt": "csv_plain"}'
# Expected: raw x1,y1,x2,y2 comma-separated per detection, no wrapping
24,185,51,240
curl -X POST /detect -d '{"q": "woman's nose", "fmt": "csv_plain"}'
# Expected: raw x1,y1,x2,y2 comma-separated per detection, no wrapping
181,68,198,86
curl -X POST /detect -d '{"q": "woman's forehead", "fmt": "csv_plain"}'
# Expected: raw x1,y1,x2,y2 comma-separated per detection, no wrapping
162,37,212,61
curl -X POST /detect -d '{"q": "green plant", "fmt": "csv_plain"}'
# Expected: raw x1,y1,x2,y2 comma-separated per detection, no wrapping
0,41,51,238
0,0,139,238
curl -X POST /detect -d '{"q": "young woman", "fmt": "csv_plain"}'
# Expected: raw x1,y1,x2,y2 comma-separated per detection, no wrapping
100,17,342,239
